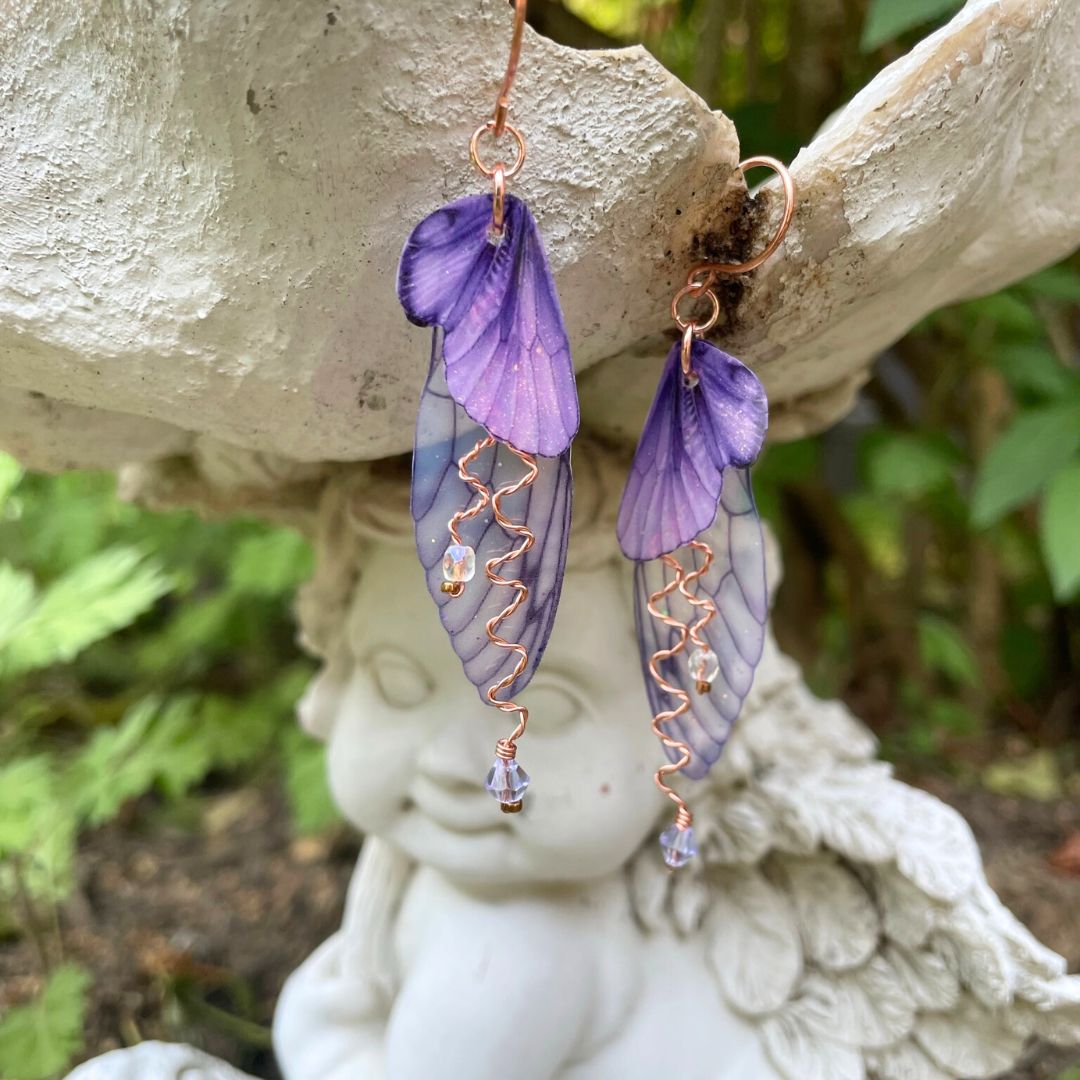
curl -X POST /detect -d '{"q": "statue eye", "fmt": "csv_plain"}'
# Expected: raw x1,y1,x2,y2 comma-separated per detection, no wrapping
522,675,583,733
369,646,434,709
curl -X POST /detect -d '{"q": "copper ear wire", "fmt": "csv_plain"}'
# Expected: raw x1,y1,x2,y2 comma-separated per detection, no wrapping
493,0,527,139
689,156,796,290
483,442,539,812
470,0,529,234
676,157,795,384
646,555,695,833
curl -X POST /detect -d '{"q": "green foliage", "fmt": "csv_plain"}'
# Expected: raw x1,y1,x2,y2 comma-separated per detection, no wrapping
0,757,77,902
917,614,979,688
283,728,341,836
971,403,1080,528
0,964,91,1080
860,0,964,52
0,457,327,1072
228,530,314,597
0,547,171,678
862,432,959,499
1040,462,1080,601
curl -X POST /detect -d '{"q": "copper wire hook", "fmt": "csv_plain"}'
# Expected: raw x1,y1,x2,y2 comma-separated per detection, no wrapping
688,155,795,290
494,0,527,138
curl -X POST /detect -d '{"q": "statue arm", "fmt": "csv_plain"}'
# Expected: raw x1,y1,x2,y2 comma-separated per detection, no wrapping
383,939,595,1080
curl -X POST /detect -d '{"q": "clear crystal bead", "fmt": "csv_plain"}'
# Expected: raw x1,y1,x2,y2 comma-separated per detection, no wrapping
659,825,697,869
688,647,719,685
484,758,530,806
442,543,476,583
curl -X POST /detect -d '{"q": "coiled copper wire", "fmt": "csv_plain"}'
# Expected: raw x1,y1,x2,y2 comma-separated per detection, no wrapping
681,539,718,693
483,442,538,767
442,435,496,598
647,554,695,830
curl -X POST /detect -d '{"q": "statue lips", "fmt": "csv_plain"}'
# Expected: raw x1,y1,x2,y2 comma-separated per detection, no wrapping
409,774,509,836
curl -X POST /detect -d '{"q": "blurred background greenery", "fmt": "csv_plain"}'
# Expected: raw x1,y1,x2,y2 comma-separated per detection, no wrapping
1,0,1078,1076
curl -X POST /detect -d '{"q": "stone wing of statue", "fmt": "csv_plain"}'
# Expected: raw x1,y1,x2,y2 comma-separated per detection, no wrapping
628,643,1080,1080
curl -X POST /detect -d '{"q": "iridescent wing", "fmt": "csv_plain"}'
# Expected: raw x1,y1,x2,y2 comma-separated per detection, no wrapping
398,193,578,458
617,339,767,561
633,467,767,779
411,330,573,700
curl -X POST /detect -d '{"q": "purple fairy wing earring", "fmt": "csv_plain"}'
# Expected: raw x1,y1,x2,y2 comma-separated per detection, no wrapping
398,0,578,814
616,157,795,866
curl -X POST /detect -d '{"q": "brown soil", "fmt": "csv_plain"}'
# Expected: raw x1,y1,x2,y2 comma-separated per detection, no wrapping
1,778,1077,1078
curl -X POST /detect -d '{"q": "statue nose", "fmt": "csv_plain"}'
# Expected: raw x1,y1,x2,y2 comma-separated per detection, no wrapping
415,705,492,792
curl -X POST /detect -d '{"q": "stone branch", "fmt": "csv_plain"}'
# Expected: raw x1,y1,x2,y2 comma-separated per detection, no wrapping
0,0,1077,477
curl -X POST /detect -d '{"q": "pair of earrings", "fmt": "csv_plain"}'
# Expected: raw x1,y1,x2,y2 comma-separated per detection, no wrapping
396,0,794,869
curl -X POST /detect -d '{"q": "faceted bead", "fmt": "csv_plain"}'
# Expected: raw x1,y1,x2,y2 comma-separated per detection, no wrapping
484,758,530,807
688,647,719,686
659,824,697,869
442,543,476,583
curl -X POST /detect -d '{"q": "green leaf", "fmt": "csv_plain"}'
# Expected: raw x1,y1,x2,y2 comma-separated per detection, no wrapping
0,757,57,857
1040,461,1080,601
0,757,77,902
0,563,37,650
0,453,23,509
861,0,964,51
841,494,906,577
0,964,90,1079
228,529,314,597
917,614,979,687
283,728,340,835
1018,265,1080,302
0,547,172,677
971,403,1080,528
993,343,1079,403
863,432,958,499
67,696,206,825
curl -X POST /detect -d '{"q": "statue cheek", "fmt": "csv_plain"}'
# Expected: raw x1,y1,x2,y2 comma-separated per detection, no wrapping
324,681,422,834
515,753,662,879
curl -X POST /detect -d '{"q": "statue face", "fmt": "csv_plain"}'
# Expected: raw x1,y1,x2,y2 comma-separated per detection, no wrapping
301,541,663,886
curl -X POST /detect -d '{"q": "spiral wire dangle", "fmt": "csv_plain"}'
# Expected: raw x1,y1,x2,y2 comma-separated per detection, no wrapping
681,539,718,694
646,554,695,832
484,444,539,762
441,436,496,598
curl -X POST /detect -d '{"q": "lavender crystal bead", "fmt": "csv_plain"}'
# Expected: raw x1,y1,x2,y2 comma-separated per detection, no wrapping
485,757,530,807
659,824,697,869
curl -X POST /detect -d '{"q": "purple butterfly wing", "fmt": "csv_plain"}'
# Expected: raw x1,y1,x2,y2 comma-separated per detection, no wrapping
617,339,767,561
633,467,767,779
412,330,573,700
398,193,578,458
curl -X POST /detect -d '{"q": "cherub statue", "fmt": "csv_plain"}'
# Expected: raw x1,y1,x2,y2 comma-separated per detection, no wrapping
268,443,1080,1080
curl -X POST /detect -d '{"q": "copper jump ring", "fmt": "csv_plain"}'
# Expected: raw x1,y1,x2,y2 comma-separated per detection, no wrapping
492,164,507,232
470,120,527,180
671,283,721,335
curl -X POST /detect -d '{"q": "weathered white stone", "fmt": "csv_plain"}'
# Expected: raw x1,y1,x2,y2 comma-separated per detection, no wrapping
3,0,1079,473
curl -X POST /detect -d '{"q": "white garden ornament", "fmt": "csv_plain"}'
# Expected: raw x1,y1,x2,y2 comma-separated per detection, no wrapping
13,0,1074,1076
